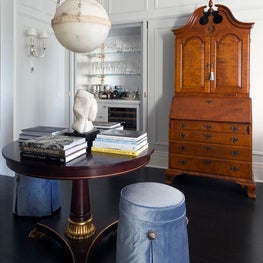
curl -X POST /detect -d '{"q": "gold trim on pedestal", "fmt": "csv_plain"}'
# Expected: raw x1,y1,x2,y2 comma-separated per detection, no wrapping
28,228,46,239
65,216,96,240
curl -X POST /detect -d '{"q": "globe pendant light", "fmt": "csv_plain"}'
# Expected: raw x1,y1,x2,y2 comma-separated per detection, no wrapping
51,0,111,53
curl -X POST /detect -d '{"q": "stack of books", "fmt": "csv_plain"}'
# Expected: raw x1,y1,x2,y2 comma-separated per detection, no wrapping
20,134,87,163
19,126,68,142
91,130,148,156
92,121,123,132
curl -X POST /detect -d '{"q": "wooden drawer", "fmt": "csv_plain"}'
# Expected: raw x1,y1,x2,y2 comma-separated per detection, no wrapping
170,141,251,161
170,130,251,146
171,120,250,134
169,154,252,179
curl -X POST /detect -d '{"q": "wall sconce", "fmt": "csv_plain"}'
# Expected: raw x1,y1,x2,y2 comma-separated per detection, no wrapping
27,28,48,72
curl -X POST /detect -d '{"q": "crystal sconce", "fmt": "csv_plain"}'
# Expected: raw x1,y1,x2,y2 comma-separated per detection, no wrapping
27,28,48,72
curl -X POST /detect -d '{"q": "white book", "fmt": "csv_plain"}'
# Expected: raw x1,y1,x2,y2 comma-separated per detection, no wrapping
96,130,147,142
97,125,124,132
92,138,148,151
94,137,147,145
93,121,122,129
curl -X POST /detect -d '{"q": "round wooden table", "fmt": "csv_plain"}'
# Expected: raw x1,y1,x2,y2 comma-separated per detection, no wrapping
2,141,153,263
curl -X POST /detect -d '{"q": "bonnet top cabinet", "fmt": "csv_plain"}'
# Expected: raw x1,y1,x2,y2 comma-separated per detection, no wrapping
174,1,253,96
166,1,256,198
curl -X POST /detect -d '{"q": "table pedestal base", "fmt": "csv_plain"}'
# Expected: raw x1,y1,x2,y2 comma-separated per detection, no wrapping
29,218,118,263
65,217,96,240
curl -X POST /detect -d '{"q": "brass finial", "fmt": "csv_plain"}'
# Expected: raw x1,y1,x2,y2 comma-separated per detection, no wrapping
200,0,222,25
208,0,214,14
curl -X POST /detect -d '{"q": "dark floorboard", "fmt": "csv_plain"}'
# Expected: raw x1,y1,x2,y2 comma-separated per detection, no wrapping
0,167,262,263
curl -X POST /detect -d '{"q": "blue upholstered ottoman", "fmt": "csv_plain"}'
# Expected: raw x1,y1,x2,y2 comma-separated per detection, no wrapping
116,182,189,263
13,174,61,217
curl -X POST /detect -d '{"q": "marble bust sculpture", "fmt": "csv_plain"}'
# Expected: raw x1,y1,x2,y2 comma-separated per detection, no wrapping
72,89,98,133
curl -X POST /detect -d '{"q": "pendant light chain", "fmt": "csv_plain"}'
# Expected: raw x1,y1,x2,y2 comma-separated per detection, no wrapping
78,0,82,21
56,0,61,8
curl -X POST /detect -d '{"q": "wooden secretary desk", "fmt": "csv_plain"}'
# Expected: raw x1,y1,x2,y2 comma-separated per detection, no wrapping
166,0,256,198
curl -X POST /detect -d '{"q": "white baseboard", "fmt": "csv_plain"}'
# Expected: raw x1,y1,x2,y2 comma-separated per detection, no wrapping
253,162,263,182
147,150,168,169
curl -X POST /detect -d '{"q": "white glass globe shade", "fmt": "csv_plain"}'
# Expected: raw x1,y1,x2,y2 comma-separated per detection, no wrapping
51,0,111,53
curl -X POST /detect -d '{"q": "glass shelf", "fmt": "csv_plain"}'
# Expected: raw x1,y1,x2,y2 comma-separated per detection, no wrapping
86,50,141,58
76,24,142,99
87,73,141,77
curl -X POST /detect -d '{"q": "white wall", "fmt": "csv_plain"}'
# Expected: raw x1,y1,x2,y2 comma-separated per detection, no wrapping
0,0,14,176
0,0,71,175
15,0,70,135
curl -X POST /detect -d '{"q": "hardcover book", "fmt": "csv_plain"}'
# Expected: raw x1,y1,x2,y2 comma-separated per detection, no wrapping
91,143,149,156
92,137,148,151
21,126,68,136
96,130,147,142
21,148,87,163
94,136,147,145
21,141,87,157
21,135,86,150
92,121,122,129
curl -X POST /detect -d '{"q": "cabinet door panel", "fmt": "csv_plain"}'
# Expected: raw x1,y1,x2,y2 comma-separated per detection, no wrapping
108,0,147,14
148,18,176,150
211,33,249,94
175,36,210,93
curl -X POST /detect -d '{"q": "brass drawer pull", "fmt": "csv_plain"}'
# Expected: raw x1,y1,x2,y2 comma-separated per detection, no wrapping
203,145,212,151
205,100,213,104
231,166,240,172
204,159,212,165
246,126,250,135
204,124,212,129
179,145,186,151
180,122,186,128
179,160,186,165
230,126,239,132
230,150,239,156
230,137,239,143
204,133,212,139
179,133,186,139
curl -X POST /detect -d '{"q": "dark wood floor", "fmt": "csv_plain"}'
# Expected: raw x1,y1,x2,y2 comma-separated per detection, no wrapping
0,167,262,263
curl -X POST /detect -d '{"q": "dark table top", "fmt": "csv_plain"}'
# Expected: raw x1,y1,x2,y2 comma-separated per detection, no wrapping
2,141,153,180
